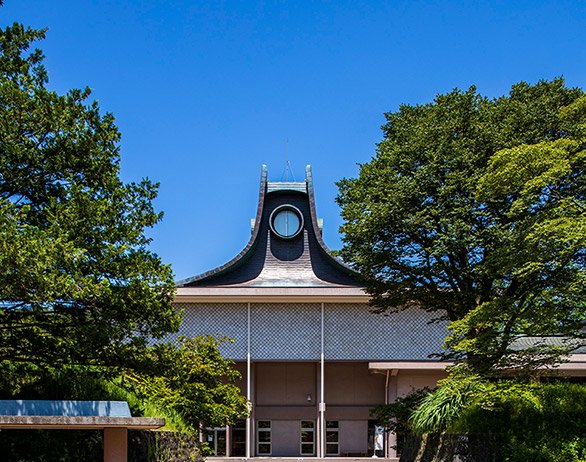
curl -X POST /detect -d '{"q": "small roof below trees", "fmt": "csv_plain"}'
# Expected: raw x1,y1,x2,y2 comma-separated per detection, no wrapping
0,400,163,430
0,400,164,462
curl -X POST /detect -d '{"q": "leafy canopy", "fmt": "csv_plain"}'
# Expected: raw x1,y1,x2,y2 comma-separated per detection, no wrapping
337,79,585,373
409,377,586,462
124,337,249,430
0,22,179,366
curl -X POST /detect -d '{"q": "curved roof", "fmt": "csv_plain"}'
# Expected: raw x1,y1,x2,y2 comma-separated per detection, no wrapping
176,165,362,288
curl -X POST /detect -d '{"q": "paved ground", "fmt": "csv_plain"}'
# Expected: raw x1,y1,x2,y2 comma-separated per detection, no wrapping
208,458,400,462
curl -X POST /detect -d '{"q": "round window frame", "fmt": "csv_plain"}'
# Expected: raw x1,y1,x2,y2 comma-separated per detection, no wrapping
269,205,304,239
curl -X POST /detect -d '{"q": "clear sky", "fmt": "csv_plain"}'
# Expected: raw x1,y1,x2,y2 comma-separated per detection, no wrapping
2,1,585,280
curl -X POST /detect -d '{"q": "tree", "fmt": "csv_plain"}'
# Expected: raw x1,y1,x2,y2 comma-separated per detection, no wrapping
337,79,585,374
125,337,249,431
0,22,179,367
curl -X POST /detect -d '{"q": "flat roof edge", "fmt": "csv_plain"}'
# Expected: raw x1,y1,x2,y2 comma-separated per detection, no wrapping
175,286,370,303
369,361,452,371
370,354,586,373
0,416,165,430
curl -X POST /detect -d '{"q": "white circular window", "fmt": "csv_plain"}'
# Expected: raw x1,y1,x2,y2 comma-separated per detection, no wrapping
270,205,303,239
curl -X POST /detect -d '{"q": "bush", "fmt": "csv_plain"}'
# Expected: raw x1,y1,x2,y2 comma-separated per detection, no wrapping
129,430,203,462
405,378,586,462
400,432,501,462
0,430,103,462
456,381,586,462
0,429,203,462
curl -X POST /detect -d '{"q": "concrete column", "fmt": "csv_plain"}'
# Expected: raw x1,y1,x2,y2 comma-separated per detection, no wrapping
103,427,127,462
250,362,256,457
246,302,252,459
245,302,258,458
319,302,325,459
316,361,322,457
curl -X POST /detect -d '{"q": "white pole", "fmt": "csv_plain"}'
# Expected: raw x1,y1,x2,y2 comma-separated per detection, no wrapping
246,302,252,459
320,302,325,458
384,370,390,459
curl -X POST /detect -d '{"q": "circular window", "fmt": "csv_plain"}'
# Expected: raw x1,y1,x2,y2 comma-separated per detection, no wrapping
270,205,304,239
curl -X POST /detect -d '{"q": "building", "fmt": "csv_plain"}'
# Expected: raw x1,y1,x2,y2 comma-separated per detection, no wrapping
173,165,451,459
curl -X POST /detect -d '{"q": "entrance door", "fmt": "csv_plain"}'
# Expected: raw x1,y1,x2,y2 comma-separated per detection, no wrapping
300,420,316,456
257,420,272,455
325,421,340,455
231,420,246,457
204,428,227,456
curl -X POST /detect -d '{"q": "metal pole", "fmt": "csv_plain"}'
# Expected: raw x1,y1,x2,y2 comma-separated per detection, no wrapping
384,370,390,458
320,302,325,458
246,302,252,459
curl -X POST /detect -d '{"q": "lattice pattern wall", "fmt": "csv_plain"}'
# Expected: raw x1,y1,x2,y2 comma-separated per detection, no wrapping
250,303,321,360
324,304,447,360
172,303,248,359
172,303,448,361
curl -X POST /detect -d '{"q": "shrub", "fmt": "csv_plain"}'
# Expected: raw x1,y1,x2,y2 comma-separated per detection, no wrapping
456,381,586,462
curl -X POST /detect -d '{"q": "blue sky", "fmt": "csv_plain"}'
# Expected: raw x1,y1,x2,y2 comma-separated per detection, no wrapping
2,1,585,280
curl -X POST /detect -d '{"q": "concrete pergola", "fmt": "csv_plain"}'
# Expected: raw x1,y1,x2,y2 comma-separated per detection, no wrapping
0,400,165,462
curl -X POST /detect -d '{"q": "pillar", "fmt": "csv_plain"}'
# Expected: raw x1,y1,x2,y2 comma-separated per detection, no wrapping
103,427,127,462
319,302,326,458
246,302,253,458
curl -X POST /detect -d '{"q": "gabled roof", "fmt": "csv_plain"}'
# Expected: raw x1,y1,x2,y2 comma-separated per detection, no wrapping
176,165,362,289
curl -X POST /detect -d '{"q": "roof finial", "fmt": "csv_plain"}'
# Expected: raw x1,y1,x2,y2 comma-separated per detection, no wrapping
281,139,296,181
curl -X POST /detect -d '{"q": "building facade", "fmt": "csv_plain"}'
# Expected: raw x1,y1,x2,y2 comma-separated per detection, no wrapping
173,165,451,459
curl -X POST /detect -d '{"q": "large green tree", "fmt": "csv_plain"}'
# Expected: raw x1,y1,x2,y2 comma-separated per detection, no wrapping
125,337,249,430
0,22,179,367
337,79,585,373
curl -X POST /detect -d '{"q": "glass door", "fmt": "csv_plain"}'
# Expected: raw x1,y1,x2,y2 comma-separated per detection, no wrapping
257,420,272,455
231,419,246,457
325,421,339,455
204,428,227,456
300,420,316,455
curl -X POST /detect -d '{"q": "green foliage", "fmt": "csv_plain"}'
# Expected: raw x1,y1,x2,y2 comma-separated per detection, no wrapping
122,337,249,430
0,21,179,367
408,376,586,461
455,381,586,462
129,430,203,462
0,337,250,432
337,79,586,374
0,17,247,450
0,360,191,431
0,429,103,462
410,373,486,434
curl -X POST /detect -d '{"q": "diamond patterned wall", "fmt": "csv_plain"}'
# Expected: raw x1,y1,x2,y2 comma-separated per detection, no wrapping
172,303,248,360
324,304,447,360
170,303,448,361
250,303,321,360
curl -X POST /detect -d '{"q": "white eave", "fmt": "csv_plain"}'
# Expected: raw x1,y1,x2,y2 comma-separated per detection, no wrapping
369,354,586,375
369,361,453,372
175,286,370,303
